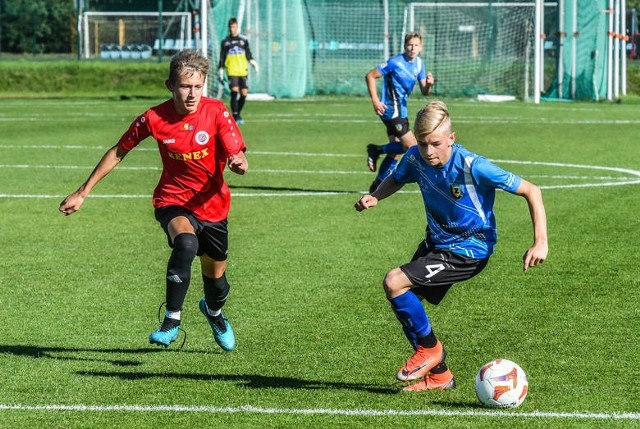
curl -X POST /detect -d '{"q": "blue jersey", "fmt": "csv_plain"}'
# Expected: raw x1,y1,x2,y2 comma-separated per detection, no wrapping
377,53,426,120
392,144,522,259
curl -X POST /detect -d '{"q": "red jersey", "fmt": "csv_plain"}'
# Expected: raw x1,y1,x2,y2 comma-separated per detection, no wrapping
117,97,246,222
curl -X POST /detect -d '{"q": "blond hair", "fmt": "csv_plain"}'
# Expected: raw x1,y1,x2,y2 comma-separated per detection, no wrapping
414,100,452,140
168,49,210,84
404,32,423,45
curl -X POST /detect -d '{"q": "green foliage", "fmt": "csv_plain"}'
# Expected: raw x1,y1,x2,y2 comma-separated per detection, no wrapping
0,97,638,428
0,59,168,97
1,0,76,54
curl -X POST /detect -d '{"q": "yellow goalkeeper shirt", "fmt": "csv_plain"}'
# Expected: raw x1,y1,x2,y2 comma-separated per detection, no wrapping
219,35,254,77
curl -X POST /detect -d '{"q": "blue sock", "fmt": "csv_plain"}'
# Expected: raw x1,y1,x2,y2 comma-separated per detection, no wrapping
381,141,404,155
376,157,398,181
388,290,432,349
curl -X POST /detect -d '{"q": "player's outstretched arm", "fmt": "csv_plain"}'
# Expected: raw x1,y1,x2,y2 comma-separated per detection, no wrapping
354,176,404,212
227,151,248,175
515,179,548,271
59,144,126,216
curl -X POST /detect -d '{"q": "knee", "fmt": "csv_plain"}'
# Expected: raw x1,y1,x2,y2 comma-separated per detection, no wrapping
383,268,409,297
172,233,198,260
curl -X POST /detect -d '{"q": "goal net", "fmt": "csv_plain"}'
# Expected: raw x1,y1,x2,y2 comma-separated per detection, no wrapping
206,0,552,99
81,11,192,59
407,2,537,98
207,0,407,98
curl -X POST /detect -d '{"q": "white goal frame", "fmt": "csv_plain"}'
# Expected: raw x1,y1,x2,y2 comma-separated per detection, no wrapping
405,1,548,103
81,11,192,59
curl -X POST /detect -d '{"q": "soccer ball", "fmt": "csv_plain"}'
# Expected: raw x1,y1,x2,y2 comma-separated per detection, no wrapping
475,359,528,408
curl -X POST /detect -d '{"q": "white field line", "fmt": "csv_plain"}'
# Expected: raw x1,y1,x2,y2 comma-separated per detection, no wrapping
1,111,640,125
1,149,639,197
0,164,637,181
0,403,638,420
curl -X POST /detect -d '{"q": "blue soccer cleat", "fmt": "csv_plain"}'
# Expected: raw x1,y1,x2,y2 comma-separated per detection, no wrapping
149,318,180,348
199,298,236,351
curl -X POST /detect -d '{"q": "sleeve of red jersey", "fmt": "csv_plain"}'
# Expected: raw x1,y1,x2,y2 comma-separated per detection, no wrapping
218,109,247,157
117,113,152,153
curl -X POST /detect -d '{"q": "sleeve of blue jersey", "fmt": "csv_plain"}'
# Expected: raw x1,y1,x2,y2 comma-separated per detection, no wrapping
471,157,522,193
391,146,419,183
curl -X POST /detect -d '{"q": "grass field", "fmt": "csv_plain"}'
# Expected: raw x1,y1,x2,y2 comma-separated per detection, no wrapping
0,96,638,428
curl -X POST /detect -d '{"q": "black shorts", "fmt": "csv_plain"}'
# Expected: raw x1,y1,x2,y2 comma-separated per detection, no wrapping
400,239,489,305
382,117,410,139
155,205,228,261
228,76,248,90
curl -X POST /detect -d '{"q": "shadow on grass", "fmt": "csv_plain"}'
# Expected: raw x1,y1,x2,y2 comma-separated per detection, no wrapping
0,344,175,367
75,370,397,394
0,344,396,394
228,184,361,194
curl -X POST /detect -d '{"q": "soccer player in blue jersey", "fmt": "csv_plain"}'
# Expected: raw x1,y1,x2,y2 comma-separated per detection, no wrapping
365,32,434,193
354,100,548,392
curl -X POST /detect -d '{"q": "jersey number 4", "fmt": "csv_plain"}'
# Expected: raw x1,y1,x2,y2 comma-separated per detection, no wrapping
424,263,445,279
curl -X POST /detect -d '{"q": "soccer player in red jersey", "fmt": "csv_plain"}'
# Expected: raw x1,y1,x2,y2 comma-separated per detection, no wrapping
59,50,248,351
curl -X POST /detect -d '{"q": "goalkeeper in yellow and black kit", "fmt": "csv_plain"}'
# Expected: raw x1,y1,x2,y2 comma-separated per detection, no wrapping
218,17,259,125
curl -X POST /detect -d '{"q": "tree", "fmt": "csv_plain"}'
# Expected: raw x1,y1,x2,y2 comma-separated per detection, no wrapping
1,0,75,54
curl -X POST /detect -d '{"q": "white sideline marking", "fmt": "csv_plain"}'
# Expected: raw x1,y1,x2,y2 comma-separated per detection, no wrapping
0,164,638,181
0,152,639,198
0,404,638,420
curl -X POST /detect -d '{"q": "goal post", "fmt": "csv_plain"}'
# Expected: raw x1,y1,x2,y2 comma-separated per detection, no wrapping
81,11,192,59
406,2,545,100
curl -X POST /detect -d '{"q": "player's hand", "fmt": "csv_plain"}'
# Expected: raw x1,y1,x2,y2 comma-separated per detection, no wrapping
372,100,386,116
354,194,378,212
522,242,548,271
218,68,225,83
426,72,435,86
250,60,259,74
228,152,248,175
59,192,86,216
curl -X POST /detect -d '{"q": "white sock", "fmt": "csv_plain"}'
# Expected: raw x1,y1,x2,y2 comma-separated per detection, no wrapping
165,310,181,320
204,302,221,318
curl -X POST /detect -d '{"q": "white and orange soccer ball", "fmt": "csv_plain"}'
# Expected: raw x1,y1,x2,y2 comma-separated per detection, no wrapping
475,359,528,408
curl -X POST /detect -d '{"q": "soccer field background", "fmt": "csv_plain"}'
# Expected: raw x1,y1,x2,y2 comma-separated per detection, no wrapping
0,96,638,428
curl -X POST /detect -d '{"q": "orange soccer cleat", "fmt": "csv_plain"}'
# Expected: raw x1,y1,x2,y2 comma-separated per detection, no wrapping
402,369,456,392
396,340,444,381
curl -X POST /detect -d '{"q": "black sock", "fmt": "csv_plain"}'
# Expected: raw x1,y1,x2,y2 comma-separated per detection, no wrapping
203,273,230,313
165,233,198,312
230,91,239,117
416,329,437,348
430,362,449,374
237,95,246,116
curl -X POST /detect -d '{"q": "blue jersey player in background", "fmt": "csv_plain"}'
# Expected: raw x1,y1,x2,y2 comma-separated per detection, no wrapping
365,32,435,193
355,100,548,392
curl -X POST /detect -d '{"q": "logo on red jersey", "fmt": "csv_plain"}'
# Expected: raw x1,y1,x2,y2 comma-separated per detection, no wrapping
195,131,210,145
167,148,209,161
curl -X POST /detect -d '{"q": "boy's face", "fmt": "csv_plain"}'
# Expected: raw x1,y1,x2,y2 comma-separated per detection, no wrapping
417,130,455,167
229,22,239,37
404,37,423,59
166,70,205,116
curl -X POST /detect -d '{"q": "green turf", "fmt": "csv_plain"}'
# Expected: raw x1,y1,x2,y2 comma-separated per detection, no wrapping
0,96,638,428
